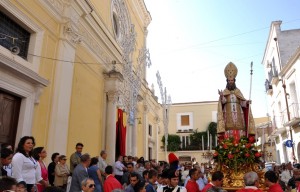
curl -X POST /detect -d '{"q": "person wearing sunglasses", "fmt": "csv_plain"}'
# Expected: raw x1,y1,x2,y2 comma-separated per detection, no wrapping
54,155,70,190
81,178,96,192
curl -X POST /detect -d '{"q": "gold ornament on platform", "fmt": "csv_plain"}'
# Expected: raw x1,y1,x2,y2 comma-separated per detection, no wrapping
224,62,238,79
219,163,265,189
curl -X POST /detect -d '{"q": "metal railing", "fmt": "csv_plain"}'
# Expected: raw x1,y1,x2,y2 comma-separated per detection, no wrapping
281,103,300,125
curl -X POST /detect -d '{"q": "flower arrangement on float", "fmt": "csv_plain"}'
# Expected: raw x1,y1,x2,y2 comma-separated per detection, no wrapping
213,136,261,172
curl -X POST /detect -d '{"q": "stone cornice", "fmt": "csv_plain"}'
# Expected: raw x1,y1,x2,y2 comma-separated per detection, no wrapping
0,52,49,87
36,0,122,72
131,0,151,27
103,69,124,82
37,0,69,22
75,0,123,71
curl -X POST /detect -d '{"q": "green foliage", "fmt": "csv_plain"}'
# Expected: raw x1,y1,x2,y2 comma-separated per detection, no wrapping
208,122,217,135
161,134,181,151
189,129,207,146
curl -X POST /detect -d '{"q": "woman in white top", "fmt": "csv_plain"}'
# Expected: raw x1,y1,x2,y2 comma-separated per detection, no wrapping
12,136,45,191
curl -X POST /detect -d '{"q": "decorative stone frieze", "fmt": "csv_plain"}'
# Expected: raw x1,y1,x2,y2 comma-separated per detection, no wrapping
63,22,82,44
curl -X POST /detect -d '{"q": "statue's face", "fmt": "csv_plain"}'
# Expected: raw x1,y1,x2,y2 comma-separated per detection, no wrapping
228,78,234,85
226,78,236,91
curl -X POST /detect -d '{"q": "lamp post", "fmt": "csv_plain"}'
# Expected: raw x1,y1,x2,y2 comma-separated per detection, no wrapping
156,71,171,160
282,81,296,161
274,37,296,162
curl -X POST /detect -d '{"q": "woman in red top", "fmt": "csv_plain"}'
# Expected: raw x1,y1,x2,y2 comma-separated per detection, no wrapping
186,168,201,192
33,147,49,191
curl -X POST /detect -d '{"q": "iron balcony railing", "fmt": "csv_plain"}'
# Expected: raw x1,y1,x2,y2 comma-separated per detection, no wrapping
281,103,300,126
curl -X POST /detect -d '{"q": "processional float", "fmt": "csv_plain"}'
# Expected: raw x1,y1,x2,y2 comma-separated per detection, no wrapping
213,62,265,191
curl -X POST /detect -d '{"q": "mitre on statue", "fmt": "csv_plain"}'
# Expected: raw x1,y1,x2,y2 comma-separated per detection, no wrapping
224,62,238,79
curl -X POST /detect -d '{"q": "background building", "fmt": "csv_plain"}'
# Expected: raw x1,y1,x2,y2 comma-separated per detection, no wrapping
157,101,218,163
263,20,300,163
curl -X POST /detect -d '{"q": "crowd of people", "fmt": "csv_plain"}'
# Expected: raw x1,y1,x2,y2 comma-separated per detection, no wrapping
1,136,300,192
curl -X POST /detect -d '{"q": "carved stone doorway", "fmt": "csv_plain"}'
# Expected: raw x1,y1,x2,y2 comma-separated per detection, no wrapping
0,89,21,149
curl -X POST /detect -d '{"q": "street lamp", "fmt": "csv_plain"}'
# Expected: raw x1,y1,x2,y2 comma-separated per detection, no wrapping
282,80,296,161
274,37,296,162
156,71,171,160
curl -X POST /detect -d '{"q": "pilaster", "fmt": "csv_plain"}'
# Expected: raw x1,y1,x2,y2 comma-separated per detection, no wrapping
104,69,123,164
47,34,77,156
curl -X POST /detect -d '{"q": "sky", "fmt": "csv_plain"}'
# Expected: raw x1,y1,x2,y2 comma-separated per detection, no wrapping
144,0,300,118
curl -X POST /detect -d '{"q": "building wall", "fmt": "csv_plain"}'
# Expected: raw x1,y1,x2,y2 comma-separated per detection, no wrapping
67,46,105,157
263,21,300,163
157,101,218,163
0,0,158,165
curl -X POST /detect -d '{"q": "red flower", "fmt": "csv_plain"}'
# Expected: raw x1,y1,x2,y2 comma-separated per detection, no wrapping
255,152,261,157
233,140,239,146
218,135,224,142
249,136,255,143
245,143,252,148
228,154,234,159
245,153,250,157
223,144,228,149
213,152,218,157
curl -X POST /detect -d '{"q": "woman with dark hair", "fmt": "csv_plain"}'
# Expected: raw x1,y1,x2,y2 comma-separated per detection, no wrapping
88,157,103,192
33,146,49,191
12,136,46,192
48,152,60,186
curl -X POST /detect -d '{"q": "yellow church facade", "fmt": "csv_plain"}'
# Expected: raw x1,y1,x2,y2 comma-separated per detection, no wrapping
0,0,162,164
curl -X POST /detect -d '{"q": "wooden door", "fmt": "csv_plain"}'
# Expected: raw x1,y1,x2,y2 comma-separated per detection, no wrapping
0,90,21,148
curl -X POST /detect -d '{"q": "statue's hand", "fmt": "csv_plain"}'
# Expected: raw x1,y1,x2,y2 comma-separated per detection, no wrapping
218,89,223,97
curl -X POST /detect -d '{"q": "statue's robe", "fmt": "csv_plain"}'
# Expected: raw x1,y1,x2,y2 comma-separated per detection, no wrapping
217,88,255,141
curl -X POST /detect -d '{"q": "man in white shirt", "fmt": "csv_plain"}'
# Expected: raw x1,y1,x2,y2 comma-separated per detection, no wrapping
98,150,108,181
114,155,126,183
281,162,294,186
181,163,192,182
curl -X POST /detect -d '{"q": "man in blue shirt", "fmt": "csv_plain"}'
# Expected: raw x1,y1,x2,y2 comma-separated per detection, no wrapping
146,170,158,192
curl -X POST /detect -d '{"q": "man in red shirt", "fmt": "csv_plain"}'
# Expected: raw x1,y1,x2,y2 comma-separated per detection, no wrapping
186,168,200,192
265,170,283,192
295,177,300,192
103,165,122,192
202,171,224,192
